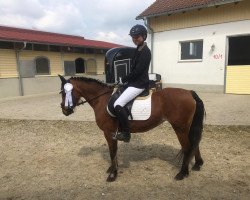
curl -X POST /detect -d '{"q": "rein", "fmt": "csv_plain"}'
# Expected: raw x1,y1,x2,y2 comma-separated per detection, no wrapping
78,89,112,106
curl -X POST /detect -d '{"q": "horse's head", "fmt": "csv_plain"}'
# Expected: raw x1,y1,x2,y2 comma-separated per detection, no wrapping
58,75,82,116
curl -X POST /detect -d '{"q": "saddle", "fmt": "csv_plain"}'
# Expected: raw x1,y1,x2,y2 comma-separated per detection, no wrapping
107,86,152,120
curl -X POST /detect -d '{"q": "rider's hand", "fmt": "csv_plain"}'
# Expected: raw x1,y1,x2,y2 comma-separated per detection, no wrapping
119,77,123,84
116,77,127,86
116,77,123,86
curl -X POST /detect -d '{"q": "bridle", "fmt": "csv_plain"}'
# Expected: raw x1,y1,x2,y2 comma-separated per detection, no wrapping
60,87,113,109
60,80,117,116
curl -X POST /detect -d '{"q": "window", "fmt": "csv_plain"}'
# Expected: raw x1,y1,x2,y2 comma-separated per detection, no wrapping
35,57,50,75
180,40,203,60
33,44,48,51
0,41,13,49
64,61,76,76
74,47,85,53
25,43,33,50
86,48,94,54
95,49,105,54
49,45,61,52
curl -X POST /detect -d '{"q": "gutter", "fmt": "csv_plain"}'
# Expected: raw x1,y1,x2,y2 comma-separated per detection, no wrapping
15,41,26,96
143,17,154,73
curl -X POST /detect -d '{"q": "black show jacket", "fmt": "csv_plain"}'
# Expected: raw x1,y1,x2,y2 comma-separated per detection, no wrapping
122,43,151,89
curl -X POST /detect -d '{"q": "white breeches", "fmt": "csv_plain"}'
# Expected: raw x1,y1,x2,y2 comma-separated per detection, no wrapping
114,87,144,107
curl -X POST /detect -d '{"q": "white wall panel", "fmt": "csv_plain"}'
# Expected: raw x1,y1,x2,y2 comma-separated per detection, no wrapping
152,20,250,86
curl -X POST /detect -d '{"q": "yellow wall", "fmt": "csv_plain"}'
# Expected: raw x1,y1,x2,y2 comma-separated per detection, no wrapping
0,50,105,78
95,55,105,75
86,59,97,74
0,49,17,77
20,51,62,75
63,53,105,75
226,65,250,94
63,52,94,60
149,1,250,32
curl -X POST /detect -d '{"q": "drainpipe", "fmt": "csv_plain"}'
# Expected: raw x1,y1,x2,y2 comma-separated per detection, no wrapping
143,17,154,73
15,41,27,96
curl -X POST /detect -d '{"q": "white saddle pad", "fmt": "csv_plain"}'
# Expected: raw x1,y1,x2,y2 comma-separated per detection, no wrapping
129,95,151,120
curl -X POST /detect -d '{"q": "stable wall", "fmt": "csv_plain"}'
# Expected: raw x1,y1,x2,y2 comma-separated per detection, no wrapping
152,20,250,92
0,78,19,98
0,75,105,99
0,48,106,98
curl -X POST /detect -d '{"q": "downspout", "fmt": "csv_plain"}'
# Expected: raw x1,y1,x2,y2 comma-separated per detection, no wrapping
143,17,154,73
15,41,26,96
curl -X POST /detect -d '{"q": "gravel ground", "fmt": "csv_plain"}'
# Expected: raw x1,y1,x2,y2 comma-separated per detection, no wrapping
0,92,249,200
0,92,250,125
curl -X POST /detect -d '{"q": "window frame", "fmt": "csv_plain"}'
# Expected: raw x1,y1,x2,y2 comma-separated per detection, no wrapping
179,39,204,62
35,56,51,75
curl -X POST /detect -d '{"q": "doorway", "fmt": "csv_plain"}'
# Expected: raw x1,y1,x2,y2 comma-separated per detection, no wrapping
75,58,85,73
226,35,250,94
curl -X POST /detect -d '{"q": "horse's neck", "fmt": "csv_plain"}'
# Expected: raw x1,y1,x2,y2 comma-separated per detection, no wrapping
78,82,112,107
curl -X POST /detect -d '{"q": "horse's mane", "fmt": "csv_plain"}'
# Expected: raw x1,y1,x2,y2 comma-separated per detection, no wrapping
70,76,113,89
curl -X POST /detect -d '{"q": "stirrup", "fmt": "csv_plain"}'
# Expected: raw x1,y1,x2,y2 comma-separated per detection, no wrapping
112,131,131,143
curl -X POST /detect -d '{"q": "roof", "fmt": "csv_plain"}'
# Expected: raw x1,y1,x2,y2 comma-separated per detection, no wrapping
137,0,243,19
0,25,122,49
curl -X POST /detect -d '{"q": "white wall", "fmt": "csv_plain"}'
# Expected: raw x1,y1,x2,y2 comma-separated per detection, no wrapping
152,20,250,88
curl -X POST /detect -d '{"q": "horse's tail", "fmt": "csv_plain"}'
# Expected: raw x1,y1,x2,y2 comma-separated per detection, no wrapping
189,91,205,150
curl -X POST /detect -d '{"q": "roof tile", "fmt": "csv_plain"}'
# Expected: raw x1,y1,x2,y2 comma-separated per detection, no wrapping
0,26,122,49
137,0,241,19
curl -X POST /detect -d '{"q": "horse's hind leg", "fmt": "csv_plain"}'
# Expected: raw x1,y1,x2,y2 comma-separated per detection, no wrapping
104,131,118,182
174,128,204,179
173,126,193,180
192,146,204,171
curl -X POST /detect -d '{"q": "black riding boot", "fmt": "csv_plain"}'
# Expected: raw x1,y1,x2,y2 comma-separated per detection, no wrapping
113,105,131,143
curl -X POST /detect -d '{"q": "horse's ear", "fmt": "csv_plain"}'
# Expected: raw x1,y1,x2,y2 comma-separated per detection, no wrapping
58,74,67,84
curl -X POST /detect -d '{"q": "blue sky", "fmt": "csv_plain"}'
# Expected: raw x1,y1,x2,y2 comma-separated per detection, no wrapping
0,0,155,46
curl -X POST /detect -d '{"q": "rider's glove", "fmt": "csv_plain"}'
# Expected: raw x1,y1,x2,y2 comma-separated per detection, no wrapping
116,77,123,86
116,77,128,86
119,77,123,84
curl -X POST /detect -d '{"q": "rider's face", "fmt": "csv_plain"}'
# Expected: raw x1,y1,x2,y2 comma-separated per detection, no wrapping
132,35,144,46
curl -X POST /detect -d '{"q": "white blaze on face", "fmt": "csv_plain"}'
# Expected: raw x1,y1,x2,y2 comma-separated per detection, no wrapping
64,83,73,107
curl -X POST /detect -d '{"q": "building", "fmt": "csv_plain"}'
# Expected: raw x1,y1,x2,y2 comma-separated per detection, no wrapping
137,0,250,94
0,26,122,98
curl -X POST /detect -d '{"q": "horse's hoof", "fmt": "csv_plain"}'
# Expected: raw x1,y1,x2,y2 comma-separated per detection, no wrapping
174,172,188,180
192,160,204,171
192,164,201,171
106,171,117,182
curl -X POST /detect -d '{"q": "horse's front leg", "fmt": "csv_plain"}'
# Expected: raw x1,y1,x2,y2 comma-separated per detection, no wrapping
104,131,118,182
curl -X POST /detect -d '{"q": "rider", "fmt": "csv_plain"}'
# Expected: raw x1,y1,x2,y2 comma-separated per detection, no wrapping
113,24,151,143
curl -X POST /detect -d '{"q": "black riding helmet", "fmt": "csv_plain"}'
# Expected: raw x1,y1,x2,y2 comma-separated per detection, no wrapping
129,24,147,40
